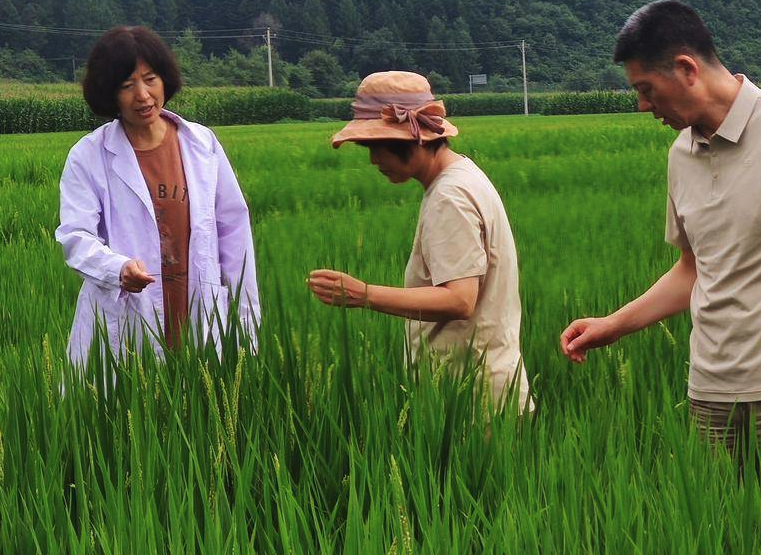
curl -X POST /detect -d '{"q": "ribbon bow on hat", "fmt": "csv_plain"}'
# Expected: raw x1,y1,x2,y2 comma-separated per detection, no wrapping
380,101,447,144
332,74,458,149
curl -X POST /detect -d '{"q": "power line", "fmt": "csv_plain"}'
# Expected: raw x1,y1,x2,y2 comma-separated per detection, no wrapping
0,21,526,50
270,29,525,49
40,56,87,62
0,22,270,37
274,27,524,46
261,31,525,52
0,23,271,41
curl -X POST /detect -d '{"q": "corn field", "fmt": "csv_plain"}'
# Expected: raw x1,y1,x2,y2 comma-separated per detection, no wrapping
0,82,637,134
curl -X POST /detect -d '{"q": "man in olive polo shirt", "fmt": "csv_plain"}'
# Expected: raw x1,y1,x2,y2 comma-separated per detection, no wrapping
560,0,761,454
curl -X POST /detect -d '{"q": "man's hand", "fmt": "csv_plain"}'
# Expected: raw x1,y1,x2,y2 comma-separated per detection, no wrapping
308,269,368,308
560,249,696,364
120,260,155,293
560,316,621,363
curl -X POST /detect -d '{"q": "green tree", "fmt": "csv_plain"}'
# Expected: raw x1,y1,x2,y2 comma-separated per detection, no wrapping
339,76,360,97
353,27,414,77
332,0,361,38
2,0,761,90
0,0,23,48
154,0,179,31
599,65,627,90
277,0,331,61
421,16,447,76
217,48,269,86
53,0,122,58
426,70,452,94
285,62,319,97
486,74,519,93
300,50,345,97
120,0,157,27
302,0,330,37
173,29,207,86
450,18,480,90
510,2,588,88
561,66,598,92
422,17,479,91
0,47,59,82
16,1,54,52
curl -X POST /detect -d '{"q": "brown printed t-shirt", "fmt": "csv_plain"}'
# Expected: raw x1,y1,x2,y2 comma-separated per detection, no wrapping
404,157,532,412
135,119,190,348
667,75,761,402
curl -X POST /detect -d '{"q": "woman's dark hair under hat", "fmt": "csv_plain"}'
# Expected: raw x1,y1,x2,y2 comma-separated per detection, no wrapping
356,138,449,163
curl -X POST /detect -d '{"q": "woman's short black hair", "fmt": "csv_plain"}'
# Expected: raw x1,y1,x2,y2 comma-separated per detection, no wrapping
357,138,449,163
82,26,182,118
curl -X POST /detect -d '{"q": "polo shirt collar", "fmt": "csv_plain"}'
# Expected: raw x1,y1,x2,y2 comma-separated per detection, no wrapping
692,74,759,145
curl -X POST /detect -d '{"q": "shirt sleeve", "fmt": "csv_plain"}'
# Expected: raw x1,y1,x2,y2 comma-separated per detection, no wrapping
665,149,691,250
420,186,488,286
665,193,689,248
55,142,130,302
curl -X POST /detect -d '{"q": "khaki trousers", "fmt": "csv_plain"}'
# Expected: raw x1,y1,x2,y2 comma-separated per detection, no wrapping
689,398,761,474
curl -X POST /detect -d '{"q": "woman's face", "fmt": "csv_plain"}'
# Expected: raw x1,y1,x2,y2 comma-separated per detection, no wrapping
116,58,165,130
367,144,417,184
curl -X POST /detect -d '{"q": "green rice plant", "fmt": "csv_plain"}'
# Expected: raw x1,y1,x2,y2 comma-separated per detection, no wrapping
1,113,759,554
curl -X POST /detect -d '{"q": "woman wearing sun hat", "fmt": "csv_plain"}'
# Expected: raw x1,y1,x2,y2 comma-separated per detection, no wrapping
307,71,532,413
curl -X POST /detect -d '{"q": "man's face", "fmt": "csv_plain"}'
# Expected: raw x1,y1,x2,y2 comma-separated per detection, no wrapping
625,59,694,130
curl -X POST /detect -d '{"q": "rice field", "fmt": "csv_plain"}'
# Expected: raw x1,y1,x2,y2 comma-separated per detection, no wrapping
1,113,758,554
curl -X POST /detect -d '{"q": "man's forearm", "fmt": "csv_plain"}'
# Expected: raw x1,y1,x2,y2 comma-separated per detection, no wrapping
611,250,696,335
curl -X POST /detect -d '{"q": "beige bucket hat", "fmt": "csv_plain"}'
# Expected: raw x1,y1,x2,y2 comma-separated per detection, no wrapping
331,71,459,148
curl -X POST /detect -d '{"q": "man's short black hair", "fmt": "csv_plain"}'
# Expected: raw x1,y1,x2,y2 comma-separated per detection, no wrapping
614,0,719,69
82,26,182,118
356,138,449,163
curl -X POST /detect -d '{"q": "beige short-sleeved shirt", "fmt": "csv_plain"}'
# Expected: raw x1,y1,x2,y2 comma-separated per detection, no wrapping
404,157,532,411
667,75,761,402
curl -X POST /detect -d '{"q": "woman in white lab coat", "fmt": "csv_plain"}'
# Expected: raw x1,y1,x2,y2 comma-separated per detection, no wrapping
56,26,260,366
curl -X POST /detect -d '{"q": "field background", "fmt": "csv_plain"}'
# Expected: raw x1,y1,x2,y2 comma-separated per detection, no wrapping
2,114,759,554
0,80,639,135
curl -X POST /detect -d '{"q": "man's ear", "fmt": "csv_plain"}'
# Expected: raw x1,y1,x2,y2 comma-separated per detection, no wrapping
673,54,700,86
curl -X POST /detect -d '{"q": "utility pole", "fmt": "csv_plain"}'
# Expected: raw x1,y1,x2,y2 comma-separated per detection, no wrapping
520,39,529,116
71,55,76,81
265,27,273,87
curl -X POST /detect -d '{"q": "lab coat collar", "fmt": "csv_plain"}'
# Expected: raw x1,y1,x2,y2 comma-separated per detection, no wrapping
102,110,217,222
104,117,153,218
102,109,211,155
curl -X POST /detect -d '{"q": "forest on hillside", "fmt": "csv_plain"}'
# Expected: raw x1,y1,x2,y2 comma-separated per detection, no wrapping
1,0,760,94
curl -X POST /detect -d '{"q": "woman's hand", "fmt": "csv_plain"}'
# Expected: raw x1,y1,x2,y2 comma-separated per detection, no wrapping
120,259,155,293
308,269,369,308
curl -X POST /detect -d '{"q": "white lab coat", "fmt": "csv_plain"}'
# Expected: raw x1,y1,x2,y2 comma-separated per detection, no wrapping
55,110,260,365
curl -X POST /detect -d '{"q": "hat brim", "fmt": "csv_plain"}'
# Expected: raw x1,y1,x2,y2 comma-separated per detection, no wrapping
331,118,458,148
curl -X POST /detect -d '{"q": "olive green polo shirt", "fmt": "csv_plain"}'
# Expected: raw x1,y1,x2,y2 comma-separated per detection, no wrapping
667,75,761,401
